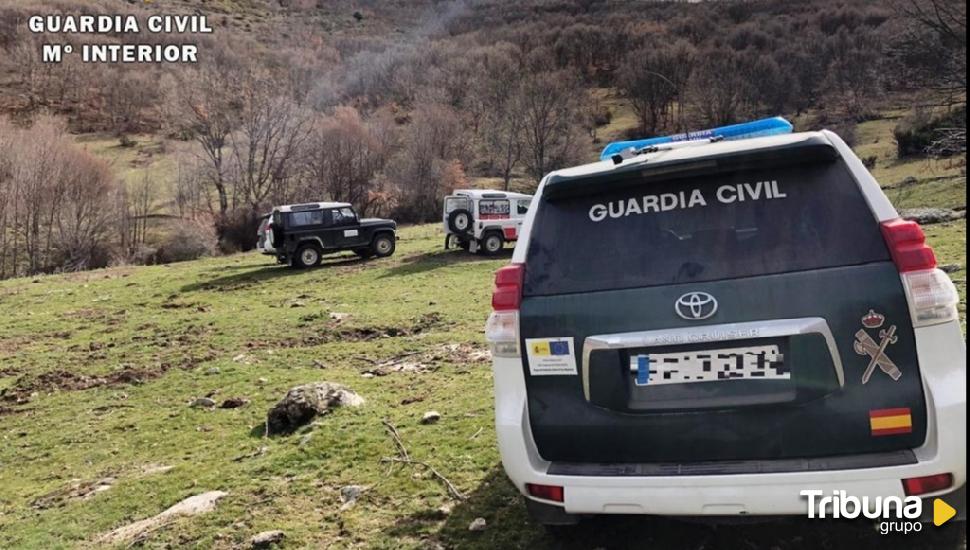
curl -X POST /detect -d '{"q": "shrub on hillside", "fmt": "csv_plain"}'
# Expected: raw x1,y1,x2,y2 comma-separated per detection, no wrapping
215,209,261,253
154,219,218,264
591,105,612,127
894,107,968,158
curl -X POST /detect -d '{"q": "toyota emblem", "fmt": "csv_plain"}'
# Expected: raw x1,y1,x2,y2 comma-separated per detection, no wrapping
675,292,718,320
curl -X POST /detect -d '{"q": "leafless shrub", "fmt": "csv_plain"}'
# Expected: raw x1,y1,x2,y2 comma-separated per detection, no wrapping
0,115,118,277
155,217,219,264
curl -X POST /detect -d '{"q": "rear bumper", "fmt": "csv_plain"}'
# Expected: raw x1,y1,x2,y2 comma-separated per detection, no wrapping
492,320,966,517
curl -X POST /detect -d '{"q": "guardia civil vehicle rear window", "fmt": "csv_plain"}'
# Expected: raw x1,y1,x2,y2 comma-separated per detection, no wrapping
524,156,890,296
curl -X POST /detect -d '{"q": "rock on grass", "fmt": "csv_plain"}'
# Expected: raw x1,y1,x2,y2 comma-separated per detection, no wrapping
100,491,228,543
266,382,364,435
900,207,966,225
250,530,285,548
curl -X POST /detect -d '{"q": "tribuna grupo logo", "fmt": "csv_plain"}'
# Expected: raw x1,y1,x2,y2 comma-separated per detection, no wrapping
801,490,957,534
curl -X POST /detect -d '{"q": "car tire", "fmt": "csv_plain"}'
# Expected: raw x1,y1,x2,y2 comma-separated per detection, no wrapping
293,243,322,268
448,209,473,235
481,231,504,255
371,233,396,258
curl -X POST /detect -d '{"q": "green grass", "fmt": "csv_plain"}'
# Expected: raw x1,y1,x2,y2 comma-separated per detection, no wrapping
74,133,182,205
1,109,965,548
1,218,965,549
0,225,517,548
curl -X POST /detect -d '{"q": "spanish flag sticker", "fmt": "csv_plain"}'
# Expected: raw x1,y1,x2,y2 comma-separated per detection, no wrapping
531,341,551,356
869,408,913,436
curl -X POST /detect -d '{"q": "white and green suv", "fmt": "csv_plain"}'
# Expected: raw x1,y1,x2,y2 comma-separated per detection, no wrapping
485,129,966,527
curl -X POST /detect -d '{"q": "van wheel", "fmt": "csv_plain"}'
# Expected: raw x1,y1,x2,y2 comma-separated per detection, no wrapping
372,234,396,258
448,209,473,234
294,243,322,268
481,232,504,255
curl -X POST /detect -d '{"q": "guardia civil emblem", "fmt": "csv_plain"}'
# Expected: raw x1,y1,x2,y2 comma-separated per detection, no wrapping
853,309,901,384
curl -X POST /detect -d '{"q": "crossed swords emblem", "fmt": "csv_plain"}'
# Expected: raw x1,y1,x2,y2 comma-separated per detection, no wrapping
853,313,901,384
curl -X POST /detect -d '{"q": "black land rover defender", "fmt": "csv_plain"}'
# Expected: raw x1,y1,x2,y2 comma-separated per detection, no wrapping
257,202,396,268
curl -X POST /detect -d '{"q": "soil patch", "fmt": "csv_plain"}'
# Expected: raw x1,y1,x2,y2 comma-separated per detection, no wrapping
290,312,451,346
1,364,173,404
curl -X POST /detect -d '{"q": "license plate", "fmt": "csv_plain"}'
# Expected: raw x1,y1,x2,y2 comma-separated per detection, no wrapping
629,345,786,386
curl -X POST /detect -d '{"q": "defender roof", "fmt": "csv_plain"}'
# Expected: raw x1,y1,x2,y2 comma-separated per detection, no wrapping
275,202,352,212
450,189,533,200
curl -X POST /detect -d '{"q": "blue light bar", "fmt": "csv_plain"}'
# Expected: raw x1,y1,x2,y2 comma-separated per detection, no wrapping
599,116,794,161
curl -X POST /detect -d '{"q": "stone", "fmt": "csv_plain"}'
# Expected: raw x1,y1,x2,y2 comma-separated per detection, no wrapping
339,485,365,510
420,411,441,425
900,207,965,225
250,530,285,548
265,383,364,435
190,397,216,408
468,517,487,531
220,397,249,409
100,491,228,543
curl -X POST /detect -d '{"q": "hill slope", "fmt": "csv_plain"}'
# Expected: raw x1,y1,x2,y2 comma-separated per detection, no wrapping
0,217,965,548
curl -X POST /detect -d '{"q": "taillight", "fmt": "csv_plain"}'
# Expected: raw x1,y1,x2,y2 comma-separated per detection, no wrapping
526,483,564,502
880,218,936,272
902,473,953,496
485,264,523,357
880,219,959,327
492,264,524,310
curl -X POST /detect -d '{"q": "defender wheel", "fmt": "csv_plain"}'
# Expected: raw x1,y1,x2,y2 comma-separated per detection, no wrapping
481,232,504,255
448,209,473,234
294,243,322,268
372,234,396,258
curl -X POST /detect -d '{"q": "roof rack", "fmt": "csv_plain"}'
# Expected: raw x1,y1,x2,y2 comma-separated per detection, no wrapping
599,116,794,162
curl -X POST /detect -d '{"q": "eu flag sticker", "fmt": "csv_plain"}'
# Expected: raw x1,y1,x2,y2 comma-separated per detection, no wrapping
525,337,577,376
549,340,570,355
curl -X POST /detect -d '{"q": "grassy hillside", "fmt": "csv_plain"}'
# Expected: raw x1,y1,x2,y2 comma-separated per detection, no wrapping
2,106,967,548
0,215,965,549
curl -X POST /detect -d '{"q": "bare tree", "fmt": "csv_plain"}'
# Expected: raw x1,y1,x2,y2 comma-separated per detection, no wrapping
54,151,115,270
889,0,966,106
519,70,587,182
304,107,392,216
0,115,118,276
619,42,695,136
168,67,240,217
824,28,885,119
117,172,155,257
390,103,467,220
474,46,527,190
229,73,312,213
688,48,756,126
